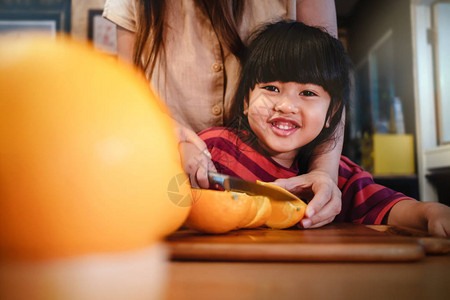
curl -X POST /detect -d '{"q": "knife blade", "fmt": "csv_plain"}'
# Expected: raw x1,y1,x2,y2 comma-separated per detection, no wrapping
208,172,300,201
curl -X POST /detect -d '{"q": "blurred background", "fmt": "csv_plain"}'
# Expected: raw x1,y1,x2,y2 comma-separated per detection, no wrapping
1,0,449,205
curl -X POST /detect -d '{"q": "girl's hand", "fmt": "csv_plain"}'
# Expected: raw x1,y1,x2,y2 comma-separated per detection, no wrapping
388,200,450,237
176,125,216,188
423,202,450,237
273,170,341,228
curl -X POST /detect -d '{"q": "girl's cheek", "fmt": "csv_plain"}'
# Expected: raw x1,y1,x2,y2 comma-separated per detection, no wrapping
251,97,273,116
250,105,270,122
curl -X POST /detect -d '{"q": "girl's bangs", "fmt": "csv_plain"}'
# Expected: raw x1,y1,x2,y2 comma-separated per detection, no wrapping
248,24,343,93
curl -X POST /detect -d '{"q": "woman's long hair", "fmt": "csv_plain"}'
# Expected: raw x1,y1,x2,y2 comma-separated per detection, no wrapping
133,0,245,77
227,21,353,173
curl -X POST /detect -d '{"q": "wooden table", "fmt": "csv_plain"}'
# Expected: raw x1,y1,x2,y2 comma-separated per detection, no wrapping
164,224,450,300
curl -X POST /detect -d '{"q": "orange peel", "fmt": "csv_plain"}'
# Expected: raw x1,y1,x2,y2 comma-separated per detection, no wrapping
185,189,253,234
265,199,307,229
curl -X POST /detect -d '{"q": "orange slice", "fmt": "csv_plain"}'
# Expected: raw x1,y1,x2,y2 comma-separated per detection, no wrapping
237,198,259,228
265,199,307,229
244,196,272,228
185,189,253,234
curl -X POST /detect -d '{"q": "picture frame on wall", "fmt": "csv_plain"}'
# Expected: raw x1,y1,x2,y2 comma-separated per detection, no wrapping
0,0,71,36
88,9,117,55
0,20,57,38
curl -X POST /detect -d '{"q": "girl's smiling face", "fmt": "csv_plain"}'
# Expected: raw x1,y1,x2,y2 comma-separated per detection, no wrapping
245,81,331,165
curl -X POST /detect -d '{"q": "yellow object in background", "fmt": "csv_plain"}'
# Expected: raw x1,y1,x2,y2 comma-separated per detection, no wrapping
363,134,415,175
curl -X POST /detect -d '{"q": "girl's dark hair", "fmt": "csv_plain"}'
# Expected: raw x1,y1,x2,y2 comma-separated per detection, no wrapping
134,0,244,77
227,20,352,173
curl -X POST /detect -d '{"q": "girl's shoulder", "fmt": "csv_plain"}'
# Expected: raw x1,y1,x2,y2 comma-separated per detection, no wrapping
198,127,234,138
339,156,365,175
198,127,249,147
198,126,259,159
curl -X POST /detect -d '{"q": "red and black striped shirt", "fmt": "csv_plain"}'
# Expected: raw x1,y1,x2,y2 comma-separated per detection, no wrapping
199,127,412,225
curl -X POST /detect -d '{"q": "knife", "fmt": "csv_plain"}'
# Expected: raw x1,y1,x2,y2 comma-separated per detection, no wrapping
207,172,300,201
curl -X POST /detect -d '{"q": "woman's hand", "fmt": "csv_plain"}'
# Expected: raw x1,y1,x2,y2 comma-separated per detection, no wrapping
176,124,216,188
273,170,342,228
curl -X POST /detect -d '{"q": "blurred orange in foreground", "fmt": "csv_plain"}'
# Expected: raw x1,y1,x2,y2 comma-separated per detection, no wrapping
0,36,191,260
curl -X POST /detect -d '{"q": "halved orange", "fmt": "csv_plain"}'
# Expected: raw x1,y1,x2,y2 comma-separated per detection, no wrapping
185,189,253,234
185,182,306,233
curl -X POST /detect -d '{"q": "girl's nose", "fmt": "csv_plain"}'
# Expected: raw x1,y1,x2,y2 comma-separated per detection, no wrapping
274,98,299,114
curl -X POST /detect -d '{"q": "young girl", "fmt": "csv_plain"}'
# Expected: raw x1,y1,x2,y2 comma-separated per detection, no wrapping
193,20,450,237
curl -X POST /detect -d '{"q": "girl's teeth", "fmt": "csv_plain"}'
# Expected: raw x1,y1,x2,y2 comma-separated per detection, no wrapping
272,121,297,130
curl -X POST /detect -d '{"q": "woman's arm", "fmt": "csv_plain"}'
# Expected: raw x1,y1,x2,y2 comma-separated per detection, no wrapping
296,0,342,185
116,25,135,64
116,25,215,187
307,120,343,184
296,0,338,37
176,125,217,188
296,0,343,180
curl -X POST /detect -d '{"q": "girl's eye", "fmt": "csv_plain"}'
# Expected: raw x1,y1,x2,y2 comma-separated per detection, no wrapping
300,90,317,97
262,85,279,92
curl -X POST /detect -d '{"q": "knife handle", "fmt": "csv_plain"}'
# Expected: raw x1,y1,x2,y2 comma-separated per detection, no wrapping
208,172,228,190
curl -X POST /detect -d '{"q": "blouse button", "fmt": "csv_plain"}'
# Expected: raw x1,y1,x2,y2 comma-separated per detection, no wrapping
211,63,222,72
212,105,222,115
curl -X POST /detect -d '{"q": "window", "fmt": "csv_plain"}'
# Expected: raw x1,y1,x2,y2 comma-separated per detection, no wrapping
432,1,450,144
412,0,450,203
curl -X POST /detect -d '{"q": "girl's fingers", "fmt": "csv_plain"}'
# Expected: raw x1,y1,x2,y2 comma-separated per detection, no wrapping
273,177,315,202
302,204,338,228
305,217,335,229
274,174,342,229
306,181,341,217
428,220,449,238
273,177,309,194
271,178,290,190
305,186,330,217
302,187,341,228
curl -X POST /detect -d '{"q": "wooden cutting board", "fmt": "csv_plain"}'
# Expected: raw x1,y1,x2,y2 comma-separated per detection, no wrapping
165,224,448,262
366,225,450,255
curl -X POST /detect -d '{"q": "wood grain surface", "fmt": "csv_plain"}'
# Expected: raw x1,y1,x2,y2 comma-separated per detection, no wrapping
165,224,432,262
